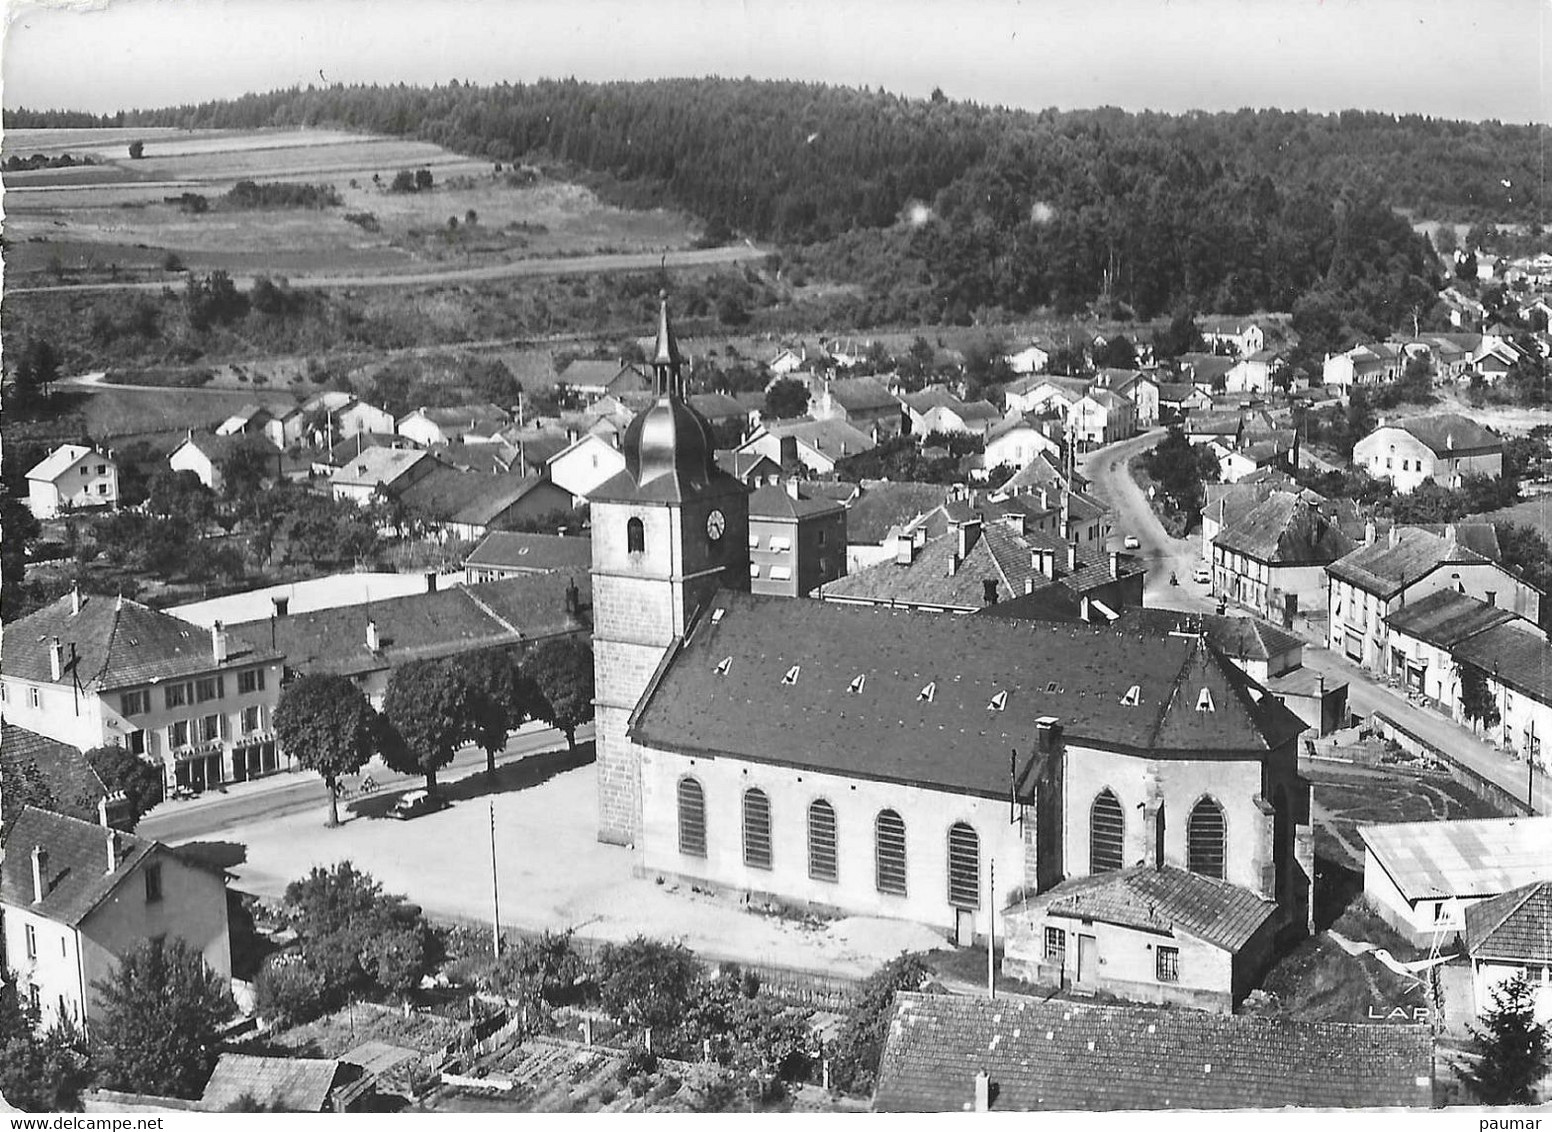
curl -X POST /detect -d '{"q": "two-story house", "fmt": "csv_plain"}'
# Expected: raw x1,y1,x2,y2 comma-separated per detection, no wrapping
26,445,118,520
748,482,848,597
1352,414,1503,494
1069,389,1136,449
0,807,231,1034
1212,493,1355,624
0,590,284,793
396,404,512,447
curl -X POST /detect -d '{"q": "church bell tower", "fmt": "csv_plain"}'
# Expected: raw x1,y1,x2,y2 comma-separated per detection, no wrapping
588,297,751,845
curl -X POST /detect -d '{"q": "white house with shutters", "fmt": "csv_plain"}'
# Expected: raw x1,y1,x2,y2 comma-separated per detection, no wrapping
26,445,118,520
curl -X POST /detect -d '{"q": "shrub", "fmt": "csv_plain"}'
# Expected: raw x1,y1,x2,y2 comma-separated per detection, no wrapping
253,956,327,1027
829,952,930,1095
596,937,701,1033
628,1074,652,1097
161,251,185,272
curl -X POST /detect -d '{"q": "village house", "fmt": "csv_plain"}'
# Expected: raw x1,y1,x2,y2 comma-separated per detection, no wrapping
168,431,280,493
1156,381,1214,422
871,992,1433,1112
1323,342,1403,391
714,450,784,486
1359,816,1552,946
1003,374,1089,418
1213,431,1299,484
1211,492,1354,624
808,376,903,437
0,590,284,793
333,397,397,438
462,531,593,584
833,481,947,572
1003,341,1051,375
982,412,1063,473
544,431,627,505
0,807,231,1034
214,402,279,438
1472,337,1522,384
1200,477,1303,562
748,481,848,597
1225,348,1287,394
556,358,651,399
1,722,131,831
902,387,1001,437
737,418,878,476
1463,881,1552,1026
396,404,512,447
1174,353,1236,393
686,391,755,437
1068,389,1135,449
1094,368,1159,426
1326,524,1543,674
1353,414,1503,493
328,446,439,506
394,467,573,541
230,572,589,710
25,444,118,520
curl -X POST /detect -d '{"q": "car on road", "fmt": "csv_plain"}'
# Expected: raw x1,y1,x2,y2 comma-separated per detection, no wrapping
1123,535,1140,549
389,789,446,820
1193,565,1211,584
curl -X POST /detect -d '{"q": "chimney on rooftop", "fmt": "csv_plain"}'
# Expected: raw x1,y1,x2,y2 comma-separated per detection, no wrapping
895,534,918,566
70,587,82,616
272,595,290,618
31,846,47,904
974,1070,990,1113
105,830,119,875
1110,550,1120,580
957,517,982,560
49,637,64,681
786,477,800,500
1389,525,1402,548
98,796,109,829
366,619,380,652
211,620,229,665
1364,519,1376,546
1067,544,1078,572
1035,716,1062,753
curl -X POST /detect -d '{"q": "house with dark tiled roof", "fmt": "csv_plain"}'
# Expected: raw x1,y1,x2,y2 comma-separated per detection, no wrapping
1324,342,1403,391
1463,881,1552,1025
328,446,438,506
556,358,651,399
168,430,281,493
1156,381,1213,421
26,443,118,520
1354,414,1503,493
396,403,512,447
546,431,627,505
1,807,230,1035
809,377,903,436
1326,524,1542,674
462,531,594,584
1,589,284,794
982,412,1063,473
1,723,128,833
714,450,783,487
1070,388,1136,448
736,418,878,475
748,482,847,597
1385,589,1551,767
395,466,573,541
902,387,1001,437
1211,493,1354,623
1003,374,1089,418
229,573,589,709
872,991,1434,1111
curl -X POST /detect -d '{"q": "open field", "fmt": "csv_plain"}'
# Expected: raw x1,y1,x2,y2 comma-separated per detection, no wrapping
4,126,706,285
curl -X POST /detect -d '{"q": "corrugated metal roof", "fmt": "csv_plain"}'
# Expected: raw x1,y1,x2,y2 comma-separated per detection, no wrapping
1359,817,1552,901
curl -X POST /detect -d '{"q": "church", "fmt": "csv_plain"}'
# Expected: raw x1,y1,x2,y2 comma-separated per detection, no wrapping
590,302,1314,981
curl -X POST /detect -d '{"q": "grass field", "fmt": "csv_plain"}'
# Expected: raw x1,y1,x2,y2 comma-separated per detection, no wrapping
4,126,703,284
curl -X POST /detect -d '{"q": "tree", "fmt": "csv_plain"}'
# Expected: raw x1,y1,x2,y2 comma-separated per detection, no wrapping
0,982,92,1112
92,937,236,1099
380,658,480,796
414,167,434,191
1,480,42,619
1495,522,1552,595
453,649,542,777
524,637,594,751
764,377,810,420
1461,970,1551,1105
281,862,429,1005
1142,426,1219,521
1457,661,1501,732
273,674,379,827
829,952,930,1095
1093,334,1137,370
127,139,144,159
13,338,62,407
85,744,164,830
390,169,416,192
596,936,702,1036
1153,308,1203,359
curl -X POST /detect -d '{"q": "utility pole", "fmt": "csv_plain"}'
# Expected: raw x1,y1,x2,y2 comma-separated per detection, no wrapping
987,860,996,1001
489,799,501,959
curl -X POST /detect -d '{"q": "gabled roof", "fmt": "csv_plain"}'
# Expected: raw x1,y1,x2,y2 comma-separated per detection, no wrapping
1463,881,1552,963
749,418,877,457
176,431,279,463
1001,455,1081,495
0,807,158,927
1382,588,1519,650
396,467,558,527
1079,388,1130,411
843,482,948,544
27,444,103,482
559,359,641,387
1,723,112,831
1213,493,1354,565
2,592,279,692
1037,865,1281,952
328,446,432,489
462,531,593,573
1358,817,1552,902
1454,618,1552,706
200,1054,357,1113
749,483,845,520
632,592,1305,798
823,377,899,413
714,450,781,482
400,403,510,429
229,573,589,680
873,992,1434,1112
1327,527,1495,598
1387,414,1502,456
687,392,750,421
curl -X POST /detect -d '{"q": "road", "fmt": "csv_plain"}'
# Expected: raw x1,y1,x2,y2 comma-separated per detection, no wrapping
1078,428,1215,612
8,243,769,297
139,722,593,844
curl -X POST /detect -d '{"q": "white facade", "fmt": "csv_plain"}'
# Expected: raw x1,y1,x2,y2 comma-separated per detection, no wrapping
26,445,118,520
547,433,626,506
1353,427,1502,494
1070,393,1136,448
983,423,1060,472
336,399,396,438
168,440,223,492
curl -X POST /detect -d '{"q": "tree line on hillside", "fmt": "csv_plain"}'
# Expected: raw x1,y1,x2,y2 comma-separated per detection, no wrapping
6,80,1519,330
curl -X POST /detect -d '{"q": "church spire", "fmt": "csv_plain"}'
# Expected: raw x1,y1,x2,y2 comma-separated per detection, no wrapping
651,292,684,398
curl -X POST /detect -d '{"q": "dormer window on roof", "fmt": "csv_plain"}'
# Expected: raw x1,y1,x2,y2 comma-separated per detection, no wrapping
1046,681,1061,693
918,682,936,703
847,674,866,694
987,690,1007,711
1196,688,1216,712
782,665,801,685
714,657,732,676
1120,685,1141,706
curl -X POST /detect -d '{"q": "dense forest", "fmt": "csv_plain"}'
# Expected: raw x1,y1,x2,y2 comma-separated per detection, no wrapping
8,79,1535,335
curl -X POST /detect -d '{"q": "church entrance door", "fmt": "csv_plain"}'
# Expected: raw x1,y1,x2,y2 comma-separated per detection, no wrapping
1075,934,1097,988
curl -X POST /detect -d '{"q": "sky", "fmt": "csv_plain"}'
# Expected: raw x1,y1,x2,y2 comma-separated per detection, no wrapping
1,0,1545,123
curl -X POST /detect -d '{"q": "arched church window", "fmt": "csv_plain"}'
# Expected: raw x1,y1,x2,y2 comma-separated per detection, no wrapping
1090,790,1125,873
1187,796,1227,879
627,517,645,554
742,788,772,870
677,776,706,857
875,809,908,895
947,822,980,909
808,799,838,882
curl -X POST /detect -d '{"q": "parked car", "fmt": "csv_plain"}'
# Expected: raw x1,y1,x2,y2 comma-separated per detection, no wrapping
1193,565,1211,584
389,789,445,820
1123,535,1140,549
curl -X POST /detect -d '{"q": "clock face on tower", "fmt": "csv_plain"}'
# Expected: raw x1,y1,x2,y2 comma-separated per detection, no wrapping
706,509,726,542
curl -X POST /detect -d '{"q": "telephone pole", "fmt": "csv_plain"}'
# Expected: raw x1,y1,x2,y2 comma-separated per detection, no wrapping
490,799,501,958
